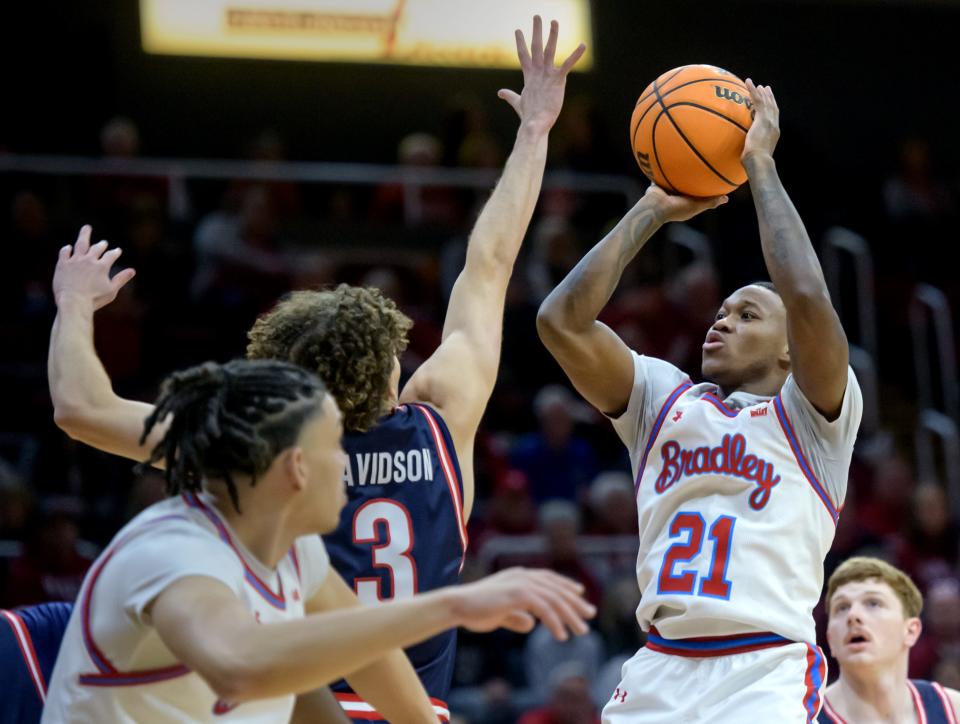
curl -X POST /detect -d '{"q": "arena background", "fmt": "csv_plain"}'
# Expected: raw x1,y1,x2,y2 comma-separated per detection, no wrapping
2,2,959,721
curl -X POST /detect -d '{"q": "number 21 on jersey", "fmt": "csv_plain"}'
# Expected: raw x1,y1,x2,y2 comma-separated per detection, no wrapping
657,511,736,599
352,499,419,604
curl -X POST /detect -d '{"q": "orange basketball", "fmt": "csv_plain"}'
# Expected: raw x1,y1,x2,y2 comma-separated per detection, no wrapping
630,64,753,198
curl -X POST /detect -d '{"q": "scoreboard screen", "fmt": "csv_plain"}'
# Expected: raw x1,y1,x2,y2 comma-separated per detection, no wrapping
140,0,593,70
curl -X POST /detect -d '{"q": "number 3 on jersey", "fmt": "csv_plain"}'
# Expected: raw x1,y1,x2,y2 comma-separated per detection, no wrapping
657,512,736,599
352,499,418,604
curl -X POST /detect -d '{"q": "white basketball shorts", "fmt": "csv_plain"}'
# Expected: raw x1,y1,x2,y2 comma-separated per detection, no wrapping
601,629,827,723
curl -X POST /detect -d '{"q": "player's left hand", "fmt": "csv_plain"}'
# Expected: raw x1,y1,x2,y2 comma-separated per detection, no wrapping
741,79,780,163
497,15,587,135
53,225,136,311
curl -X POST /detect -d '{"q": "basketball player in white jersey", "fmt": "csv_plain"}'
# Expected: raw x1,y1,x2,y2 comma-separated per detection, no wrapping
820,557,960,724
42,357,594,723
537,80,863,722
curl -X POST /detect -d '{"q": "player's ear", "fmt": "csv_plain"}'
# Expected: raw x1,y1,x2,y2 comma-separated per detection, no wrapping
904,616,922,648
778,344,791,370
281,447,308,492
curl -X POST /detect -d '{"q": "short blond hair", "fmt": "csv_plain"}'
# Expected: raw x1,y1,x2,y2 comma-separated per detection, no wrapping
826,557,923,619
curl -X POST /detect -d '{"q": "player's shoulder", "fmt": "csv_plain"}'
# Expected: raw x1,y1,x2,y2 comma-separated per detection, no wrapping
778,366,862,425
909,679,960,716
799,364,859,384
10,601,74,634
629,353,693,404
395,401,459,446
398,401,446,423
942,685,960,714
780,366,861,400
356,403,434,433
108,497,237,568
605,354,691,433
123,494,193,526
632,352,689,381
118,498,212,542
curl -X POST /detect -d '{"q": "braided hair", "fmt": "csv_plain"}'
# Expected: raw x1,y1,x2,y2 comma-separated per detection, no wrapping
141,359,328,512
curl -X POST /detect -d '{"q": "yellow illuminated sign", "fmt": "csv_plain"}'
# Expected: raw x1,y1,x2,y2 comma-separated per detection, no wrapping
140,0,593,69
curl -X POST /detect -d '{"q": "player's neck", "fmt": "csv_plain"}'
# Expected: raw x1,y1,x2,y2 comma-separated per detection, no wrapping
719,368,788,400
208,489,297,570
832,663,913,722
382,396,399,417
379,379,401,417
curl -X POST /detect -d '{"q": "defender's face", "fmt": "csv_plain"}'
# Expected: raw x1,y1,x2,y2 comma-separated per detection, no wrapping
826,579,919,668
299,396,348,534
701,285,788,387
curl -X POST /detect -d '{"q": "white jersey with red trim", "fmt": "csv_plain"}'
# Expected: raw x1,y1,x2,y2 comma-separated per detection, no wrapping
610,353,862,644
42,492,330,723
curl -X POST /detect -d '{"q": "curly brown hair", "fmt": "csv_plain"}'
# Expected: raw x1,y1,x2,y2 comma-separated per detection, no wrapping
246,285,412,433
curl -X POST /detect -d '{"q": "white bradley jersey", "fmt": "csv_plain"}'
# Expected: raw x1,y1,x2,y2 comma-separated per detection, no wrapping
42,492,330,724
610,353,862,645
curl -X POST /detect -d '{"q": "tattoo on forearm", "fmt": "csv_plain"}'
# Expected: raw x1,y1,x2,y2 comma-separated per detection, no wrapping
552,206,660,323
626,210,655,247
752,168,827,288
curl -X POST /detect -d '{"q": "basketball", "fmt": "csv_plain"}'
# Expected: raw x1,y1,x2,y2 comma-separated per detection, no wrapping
630,64,754,198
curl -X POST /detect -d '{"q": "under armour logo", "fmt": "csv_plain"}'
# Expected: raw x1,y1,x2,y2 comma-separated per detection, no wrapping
612,687,627,703
213,699,238,714
293,589,301,602
673,411,683,422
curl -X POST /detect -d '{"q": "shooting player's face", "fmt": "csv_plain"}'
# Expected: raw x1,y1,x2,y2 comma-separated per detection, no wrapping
701,285,788,388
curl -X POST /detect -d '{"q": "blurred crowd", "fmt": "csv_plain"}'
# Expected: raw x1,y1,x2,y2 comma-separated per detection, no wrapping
2,100,960,723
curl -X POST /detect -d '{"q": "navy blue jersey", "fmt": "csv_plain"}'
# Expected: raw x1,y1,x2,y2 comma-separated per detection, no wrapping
819,679,957,723
324,403,467,717
0,602,73,724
